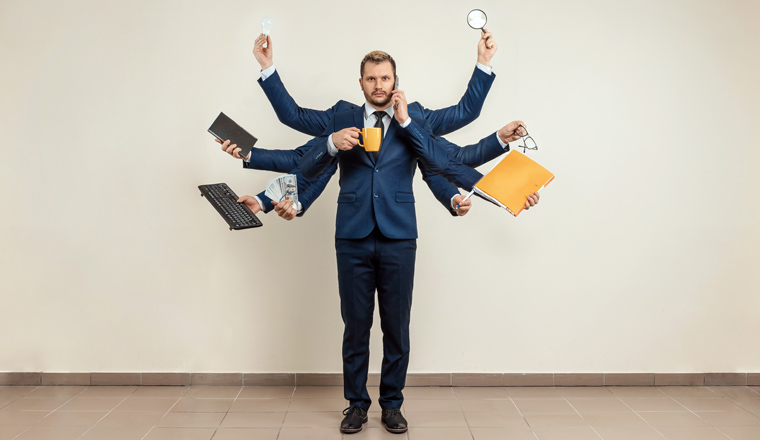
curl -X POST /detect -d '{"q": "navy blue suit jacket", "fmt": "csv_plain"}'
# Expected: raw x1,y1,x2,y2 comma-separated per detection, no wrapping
300,108,449,240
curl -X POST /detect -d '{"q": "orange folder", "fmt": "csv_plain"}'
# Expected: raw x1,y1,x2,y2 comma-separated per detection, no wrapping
473,150,554,216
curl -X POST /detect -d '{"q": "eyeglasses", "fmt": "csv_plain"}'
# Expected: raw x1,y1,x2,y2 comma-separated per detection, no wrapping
515,124,538,154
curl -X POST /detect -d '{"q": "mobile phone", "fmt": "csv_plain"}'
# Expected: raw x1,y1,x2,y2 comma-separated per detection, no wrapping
394,75,399,90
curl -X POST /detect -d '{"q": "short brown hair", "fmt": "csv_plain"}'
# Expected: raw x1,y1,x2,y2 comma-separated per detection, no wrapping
360,51,396,77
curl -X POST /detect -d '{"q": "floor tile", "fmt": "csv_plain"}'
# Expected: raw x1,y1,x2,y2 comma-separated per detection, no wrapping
524,413,589,428
78,425,153,440
170,398,233,413
559,388,615,399
286,398,345,412
507,387,564,399
157,412,225,427
13,425,89,440
142,427,216,440
221,412,286,428
469,427,537,440
608,387,668,399
402,387,455,400
735,399,760,416
0,425,27,440
659,387,720,399
639,411,710,427
0,388,36,399
513,398,577,414
621,397,688,411
24,387,85,399
532,426,603,439
276,427,343,440
656,426,731,440
583,411,650,427
131,387,188,397
457,399,519,413
674,398,744,412
184,386,241,399
407,427,471,440
114,397,178,412
464,411,527,428
707,387,760,401
58,397,125,411
715,425,760,440
36,411,107,425
210,428,280,440
282,411,340,428
452,387,509,400
238,386,294,399
592,425,666,440
403,411,468,428
403,399,461,412
696,410,760,426
292,387,344,399
96,411,165,426
568,398,632,413
3,398,70,411
0,411,50,425
229,398,291,412
76,387,137,398
347,427,409,439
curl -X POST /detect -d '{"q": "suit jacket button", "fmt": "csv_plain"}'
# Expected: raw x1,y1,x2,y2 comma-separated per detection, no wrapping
374,169,379,173
373,194,378,198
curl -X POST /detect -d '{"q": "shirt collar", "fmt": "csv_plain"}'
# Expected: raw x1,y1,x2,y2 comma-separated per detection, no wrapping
364,102,394,121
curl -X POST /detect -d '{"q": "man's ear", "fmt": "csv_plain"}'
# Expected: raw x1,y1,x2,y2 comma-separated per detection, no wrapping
358,78,363,90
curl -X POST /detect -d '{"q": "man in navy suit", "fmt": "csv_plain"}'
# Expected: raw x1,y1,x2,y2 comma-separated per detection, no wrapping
298,51,537,434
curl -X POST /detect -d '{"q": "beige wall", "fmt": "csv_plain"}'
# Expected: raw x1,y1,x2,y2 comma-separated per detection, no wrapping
1,0,758,374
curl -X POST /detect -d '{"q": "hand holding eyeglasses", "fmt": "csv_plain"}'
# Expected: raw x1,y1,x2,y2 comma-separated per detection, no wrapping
498,121,527,143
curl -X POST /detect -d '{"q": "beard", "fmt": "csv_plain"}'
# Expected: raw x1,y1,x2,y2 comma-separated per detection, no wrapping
365,89,392,108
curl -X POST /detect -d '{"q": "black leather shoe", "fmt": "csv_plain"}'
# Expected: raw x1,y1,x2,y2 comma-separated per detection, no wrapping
381,408,408,434
340,406,368,434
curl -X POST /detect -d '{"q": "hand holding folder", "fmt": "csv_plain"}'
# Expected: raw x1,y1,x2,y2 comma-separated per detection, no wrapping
461,150,554,216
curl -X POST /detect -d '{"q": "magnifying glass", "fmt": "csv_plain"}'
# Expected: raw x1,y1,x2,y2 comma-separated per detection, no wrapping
466,9,487,32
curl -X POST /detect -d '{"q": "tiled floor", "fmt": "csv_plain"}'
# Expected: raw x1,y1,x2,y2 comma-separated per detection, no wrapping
1,385,759,440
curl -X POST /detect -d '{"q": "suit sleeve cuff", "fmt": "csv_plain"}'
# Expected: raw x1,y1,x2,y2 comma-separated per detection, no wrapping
260,65,276,81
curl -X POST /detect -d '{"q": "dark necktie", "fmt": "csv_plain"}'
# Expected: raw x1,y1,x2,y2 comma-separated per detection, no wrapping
372,111,385,160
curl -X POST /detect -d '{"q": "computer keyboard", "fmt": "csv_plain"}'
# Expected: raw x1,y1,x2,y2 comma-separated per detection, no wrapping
199,183,263,230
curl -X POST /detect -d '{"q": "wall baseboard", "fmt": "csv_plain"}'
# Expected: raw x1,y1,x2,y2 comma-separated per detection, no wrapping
1,372,758,387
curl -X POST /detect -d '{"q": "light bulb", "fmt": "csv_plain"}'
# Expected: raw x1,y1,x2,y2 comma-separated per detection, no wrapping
261,17,274,36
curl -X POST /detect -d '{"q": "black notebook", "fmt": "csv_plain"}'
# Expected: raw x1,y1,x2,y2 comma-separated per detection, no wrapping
208,112,258,159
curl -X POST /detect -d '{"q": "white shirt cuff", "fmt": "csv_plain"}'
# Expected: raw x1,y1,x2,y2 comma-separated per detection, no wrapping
400,117,412,128
326,135,339,156
476,62,492,75
450,195,459,211
254,195,265,211
496,132,509,150
260,65,276,81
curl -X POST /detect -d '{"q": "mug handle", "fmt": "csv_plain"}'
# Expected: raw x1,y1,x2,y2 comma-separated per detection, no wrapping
356,129,364,148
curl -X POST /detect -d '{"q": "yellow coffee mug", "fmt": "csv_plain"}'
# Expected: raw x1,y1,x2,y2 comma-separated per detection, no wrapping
357,127,382,152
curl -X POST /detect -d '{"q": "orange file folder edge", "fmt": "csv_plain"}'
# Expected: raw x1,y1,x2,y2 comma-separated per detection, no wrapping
473,150,555,217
